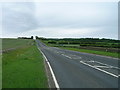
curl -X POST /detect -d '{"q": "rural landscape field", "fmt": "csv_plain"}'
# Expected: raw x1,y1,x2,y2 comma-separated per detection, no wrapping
1,0,119,89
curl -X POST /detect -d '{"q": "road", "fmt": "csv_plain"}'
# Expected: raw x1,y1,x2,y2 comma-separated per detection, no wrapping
36,40,119,88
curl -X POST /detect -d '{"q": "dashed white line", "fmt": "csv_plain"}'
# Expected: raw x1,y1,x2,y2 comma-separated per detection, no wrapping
61,54,72,59
87,60,95,62
61,54,82,60
80,61,119,78
93,66,113,68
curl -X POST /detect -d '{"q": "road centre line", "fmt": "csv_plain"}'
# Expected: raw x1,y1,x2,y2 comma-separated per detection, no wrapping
80,61,119,78
61,54,82,59
93,66,114,68
61,54,72,59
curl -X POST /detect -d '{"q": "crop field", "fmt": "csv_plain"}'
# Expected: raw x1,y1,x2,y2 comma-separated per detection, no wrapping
2,38,48,88
2,38,34,50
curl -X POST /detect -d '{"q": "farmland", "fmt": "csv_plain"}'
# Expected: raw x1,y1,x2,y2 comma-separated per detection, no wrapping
2,38,48,88
2,38,33,50
37,37,120,58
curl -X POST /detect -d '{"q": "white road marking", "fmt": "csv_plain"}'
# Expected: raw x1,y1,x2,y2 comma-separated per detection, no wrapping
93,66,113,68
94,61,120,69
87,60,95,62
70,55,82,59
80,61,119,78
61,54,72,59
84,60,120,70
37,44,60,89
61,54,82,59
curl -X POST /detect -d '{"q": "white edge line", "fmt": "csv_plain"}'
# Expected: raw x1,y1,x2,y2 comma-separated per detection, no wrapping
37,44,60,89
80,61,119,78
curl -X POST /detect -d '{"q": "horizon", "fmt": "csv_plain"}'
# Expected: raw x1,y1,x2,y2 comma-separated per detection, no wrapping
1,36,119,40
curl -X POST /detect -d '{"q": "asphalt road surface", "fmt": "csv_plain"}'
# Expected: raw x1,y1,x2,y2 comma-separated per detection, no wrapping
36,40,119,88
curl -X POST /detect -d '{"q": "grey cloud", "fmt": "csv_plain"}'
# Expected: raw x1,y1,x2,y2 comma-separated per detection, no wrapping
2,2,39,34
1,2,118,39
36,2,117,32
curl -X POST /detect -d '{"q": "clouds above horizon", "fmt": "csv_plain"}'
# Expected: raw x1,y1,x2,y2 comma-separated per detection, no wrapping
2,2,39,34
1,2,118,39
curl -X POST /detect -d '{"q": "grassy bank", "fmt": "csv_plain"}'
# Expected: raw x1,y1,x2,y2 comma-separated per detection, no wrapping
61,47,118,58
2,39,48,88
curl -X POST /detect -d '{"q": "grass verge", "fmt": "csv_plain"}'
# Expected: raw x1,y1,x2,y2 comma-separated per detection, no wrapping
60,47,119,58
2,45,48,88
0,54,2,89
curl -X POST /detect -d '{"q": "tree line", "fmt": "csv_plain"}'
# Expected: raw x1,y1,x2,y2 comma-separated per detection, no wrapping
36,36,120,48
18,36,34,39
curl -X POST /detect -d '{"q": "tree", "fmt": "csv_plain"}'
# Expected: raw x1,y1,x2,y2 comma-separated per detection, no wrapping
31,36,33,39
35,36,38,39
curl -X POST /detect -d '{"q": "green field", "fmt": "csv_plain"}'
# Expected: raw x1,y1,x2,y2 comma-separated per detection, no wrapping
2,39,48,88
60,47,118,58
38,37,120,48
2,38,33,50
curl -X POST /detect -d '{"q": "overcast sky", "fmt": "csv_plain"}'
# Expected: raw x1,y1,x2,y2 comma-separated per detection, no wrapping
1,1,118,39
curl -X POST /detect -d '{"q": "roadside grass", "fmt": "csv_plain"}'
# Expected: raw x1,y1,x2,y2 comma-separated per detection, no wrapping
0,54,2,89
0,38,2,50
60,47,119,58
2,38,33,50
2,43,48,88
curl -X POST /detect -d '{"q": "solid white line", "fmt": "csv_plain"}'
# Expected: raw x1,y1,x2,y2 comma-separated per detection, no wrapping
80,61,119,78
36,44,60,89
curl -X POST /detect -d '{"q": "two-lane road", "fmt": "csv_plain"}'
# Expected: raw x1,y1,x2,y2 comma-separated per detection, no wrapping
36,40,119,88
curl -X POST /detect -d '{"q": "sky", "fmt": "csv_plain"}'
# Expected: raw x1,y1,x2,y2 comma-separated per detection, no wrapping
1,0,118,39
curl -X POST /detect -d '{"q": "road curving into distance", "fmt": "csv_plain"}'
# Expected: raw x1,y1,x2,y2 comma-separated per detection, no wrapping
36,40,119,88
